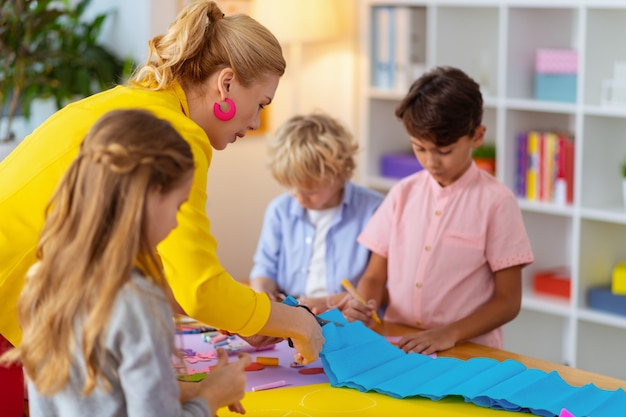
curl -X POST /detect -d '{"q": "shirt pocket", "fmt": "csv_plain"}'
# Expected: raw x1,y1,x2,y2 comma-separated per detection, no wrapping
440,230,488,276
442,230,485,251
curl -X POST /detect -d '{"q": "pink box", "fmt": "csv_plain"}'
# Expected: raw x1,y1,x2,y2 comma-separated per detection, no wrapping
535,49,578,74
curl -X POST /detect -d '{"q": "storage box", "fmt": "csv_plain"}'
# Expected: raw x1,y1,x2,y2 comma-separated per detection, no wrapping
534,48,578,103
533,268,570,299
535,74,577,103
380,153,422,179
535,49,578,74
588,285,626,317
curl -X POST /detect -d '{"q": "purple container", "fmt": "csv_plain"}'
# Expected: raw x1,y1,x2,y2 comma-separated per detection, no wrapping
380,152,423,179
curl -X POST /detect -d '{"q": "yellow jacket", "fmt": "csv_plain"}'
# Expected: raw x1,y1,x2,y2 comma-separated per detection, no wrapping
0,82,270,345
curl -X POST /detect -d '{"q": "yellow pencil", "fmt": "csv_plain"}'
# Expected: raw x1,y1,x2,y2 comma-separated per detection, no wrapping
341,279,382,324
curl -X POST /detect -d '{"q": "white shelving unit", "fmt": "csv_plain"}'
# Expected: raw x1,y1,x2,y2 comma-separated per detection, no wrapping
358,0,626,380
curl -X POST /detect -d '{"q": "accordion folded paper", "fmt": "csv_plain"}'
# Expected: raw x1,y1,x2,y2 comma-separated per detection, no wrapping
318,309,626,417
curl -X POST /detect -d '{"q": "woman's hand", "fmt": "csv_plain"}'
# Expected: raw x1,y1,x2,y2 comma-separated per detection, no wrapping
238,333,284,347
256,301,325,365
289,306,325,364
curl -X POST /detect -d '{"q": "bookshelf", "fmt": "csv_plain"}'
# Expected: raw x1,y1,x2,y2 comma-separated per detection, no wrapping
358,0,626,380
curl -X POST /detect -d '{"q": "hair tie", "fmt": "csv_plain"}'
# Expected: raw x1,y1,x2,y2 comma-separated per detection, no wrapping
207,7,225,23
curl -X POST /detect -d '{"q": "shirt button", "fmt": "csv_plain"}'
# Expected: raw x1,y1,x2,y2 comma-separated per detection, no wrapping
435,210,442,216
416,282,422,288
305,237,312,244
425,245,431,251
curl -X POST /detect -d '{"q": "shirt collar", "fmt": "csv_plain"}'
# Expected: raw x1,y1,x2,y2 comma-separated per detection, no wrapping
428,162,480,196
342,181,354,207
171,80,190,116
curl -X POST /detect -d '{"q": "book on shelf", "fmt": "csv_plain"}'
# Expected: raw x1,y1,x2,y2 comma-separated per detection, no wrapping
516,130,574,205
562,134,575,205
371,6,426,91
393,6,426,93
516,132,528,198
371,6,394,89
526,131,540,201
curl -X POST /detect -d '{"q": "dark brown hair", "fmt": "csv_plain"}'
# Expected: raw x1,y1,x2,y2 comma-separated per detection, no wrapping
395,66,483,146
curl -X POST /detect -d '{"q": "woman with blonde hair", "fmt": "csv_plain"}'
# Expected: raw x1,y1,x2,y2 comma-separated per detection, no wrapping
0,2,323,413
2,109,251,416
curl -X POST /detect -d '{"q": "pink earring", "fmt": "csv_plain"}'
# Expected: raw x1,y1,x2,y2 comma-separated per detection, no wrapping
213,98,236,121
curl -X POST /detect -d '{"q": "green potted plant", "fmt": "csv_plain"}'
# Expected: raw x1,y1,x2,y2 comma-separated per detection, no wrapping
0,0,129,143
472,143,496,175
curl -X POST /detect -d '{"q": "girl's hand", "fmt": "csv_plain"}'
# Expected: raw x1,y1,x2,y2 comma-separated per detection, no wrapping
197,348,251,414
178,380,200,404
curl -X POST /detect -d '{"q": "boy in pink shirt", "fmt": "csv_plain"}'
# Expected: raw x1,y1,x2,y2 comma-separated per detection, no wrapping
342,66,534,354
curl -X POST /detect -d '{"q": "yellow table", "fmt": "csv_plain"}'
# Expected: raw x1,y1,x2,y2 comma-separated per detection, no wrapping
221,382,516,416
220,321,626,416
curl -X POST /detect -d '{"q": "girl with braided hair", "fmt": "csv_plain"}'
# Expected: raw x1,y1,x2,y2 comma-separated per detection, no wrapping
1,109,251,417
0,2,324,413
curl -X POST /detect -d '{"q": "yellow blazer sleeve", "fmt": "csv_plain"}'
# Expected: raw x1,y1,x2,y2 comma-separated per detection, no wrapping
157,123,271,336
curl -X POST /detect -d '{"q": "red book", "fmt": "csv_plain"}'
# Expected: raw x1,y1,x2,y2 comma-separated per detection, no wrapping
553,134,574,205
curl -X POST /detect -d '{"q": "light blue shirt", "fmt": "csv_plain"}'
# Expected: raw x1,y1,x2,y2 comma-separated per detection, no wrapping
250,182,384,296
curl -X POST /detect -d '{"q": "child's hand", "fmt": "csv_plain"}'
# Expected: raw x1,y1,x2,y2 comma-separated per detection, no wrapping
178,380,200,403
334,293,352,311
341,297,377,326
397,328,456,355
197,348,251,414
296,296,326,314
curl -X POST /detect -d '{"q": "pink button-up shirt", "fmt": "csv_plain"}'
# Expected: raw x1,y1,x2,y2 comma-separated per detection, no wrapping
358,164,534,348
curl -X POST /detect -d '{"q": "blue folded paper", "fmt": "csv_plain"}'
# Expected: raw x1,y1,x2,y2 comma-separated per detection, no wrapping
318,309,626,417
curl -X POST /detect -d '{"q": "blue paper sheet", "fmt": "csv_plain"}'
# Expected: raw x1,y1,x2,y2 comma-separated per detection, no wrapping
318,309,626,417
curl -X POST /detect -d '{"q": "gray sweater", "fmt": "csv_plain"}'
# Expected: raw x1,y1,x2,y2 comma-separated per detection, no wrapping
27,273,210,417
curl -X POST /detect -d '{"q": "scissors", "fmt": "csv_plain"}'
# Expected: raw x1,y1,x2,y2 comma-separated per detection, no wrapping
281,295,344,348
